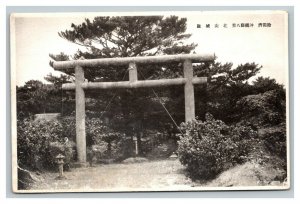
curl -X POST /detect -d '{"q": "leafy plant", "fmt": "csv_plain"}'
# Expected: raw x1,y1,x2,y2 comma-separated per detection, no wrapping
17,119,67,170
235,89,286,128
177,113,258,180
86,118,127,161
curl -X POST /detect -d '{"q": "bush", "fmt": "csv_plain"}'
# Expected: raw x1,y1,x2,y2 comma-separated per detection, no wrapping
86,118,126,162
17,116,130,170
61,116,76,143
48,140,75,170
177,113,258,180
254,124,287,176
17,119,70,170
235,89,286,128
259,125,286,159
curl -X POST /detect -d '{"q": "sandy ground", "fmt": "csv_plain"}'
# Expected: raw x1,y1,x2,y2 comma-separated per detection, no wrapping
28,159,201,192
25,159,287,193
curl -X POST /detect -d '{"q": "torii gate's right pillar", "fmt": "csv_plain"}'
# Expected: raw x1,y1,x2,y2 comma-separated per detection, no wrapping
183,59,195,122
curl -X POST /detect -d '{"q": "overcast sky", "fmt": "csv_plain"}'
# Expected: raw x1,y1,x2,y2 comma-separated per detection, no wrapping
12,11,288,86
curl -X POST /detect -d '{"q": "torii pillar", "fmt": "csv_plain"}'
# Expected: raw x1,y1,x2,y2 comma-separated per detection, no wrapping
183,59,195,122
75,65,87,165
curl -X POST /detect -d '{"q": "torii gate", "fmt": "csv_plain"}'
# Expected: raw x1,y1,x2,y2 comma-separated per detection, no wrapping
53,54,215,165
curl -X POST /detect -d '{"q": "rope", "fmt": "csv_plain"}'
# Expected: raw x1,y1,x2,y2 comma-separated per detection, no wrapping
61,85,64,117
60,84,65,141
137,69,184,135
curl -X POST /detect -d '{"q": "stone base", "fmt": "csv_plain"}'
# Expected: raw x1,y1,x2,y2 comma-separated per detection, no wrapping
71,162,90,168
55,175,67,180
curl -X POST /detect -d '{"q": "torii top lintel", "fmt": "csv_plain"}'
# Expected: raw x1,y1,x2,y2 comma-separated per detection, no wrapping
52,53,216,70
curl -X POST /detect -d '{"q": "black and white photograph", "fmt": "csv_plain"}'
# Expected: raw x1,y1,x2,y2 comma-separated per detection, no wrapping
10,10,290,193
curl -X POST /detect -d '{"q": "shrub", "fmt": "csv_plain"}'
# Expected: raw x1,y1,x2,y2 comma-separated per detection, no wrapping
18,116,130,170
61,116,76,142
254,124,287,176
177,113,258,180
235,89,286,128
48,140,75,170
17,119,70,170
258,125,286,159
86,118,126,162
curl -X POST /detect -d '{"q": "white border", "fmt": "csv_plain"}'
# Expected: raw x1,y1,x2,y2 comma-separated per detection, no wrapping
2,0,298,203
10,10,291,193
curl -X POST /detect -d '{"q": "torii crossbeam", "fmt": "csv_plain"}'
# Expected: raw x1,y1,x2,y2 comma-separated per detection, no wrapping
53,53,215,165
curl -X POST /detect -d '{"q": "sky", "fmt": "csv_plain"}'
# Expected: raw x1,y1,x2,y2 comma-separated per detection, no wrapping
12,11,288,86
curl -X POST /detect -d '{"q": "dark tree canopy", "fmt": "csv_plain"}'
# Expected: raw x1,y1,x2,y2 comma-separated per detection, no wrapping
58,16,195,58
44,73,73,88
51,16,196,82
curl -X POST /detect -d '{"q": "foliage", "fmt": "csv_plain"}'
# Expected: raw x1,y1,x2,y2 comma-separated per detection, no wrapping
177,113,258,180
17,115,129,171
61,116,76,142
17,119,70,170
193,60,285,125
145,139,177,160
49,52,70,62
17,76,75,120
17,80,49,119
235,89,286,128
44,73,73,88
252,77,284,94
260,125,287,160
193,62,263,122
51,16,196,80
48,140,75,170
256,125,287,173
86,118,127,161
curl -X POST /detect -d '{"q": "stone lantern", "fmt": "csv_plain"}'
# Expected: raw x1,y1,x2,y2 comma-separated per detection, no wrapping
55,154,66,180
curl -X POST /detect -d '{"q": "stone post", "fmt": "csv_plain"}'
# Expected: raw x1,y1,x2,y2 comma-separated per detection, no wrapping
129,62,138,82
183,59,195,122
133,136,139,156
75,65,86,164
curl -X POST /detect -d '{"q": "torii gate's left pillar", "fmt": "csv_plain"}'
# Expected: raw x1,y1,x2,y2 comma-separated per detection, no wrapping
75,65,87,164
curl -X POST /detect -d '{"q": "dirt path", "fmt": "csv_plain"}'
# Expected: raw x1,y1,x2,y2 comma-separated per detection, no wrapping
28,159,202,192
22,159,286,192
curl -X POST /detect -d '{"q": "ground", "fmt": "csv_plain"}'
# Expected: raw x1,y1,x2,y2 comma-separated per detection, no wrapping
27,159,198,192
23,159,287,192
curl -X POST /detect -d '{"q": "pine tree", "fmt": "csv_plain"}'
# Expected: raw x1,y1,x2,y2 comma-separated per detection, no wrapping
50,16,197,154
